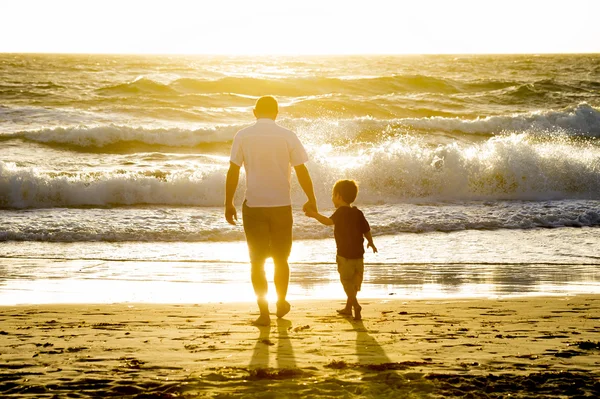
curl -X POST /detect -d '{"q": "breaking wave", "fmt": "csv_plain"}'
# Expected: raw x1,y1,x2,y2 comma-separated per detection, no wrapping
2,104,599,152
1,132,599,209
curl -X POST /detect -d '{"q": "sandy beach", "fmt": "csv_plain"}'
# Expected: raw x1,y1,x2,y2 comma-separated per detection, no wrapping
1,295,599,398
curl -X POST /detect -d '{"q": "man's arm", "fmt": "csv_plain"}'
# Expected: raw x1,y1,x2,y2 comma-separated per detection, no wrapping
225,162,240,225
294,163,318,213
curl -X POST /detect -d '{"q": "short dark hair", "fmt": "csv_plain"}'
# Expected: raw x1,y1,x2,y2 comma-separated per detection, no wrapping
254,96,278,116
333,180,358,204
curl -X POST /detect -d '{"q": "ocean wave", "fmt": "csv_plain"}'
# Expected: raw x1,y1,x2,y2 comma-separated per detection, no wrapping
0,161,228,209
1,133,599,209
2,124,242,149
3,104,599,152
98,74,525,98
1,201,598,243
308,134,600,205
398,103,600,136
284,96,459,119
95,73,600,103
0,229,245,243
97,77,177,95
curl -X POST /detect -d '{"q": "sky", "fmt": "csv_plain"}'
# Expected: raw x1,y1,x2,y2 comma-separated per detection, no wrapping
1,0,598,55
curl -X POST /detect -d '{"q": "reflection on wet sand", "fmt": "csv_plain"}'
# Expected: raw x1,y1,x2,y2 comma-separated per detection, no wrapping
1,257,599,304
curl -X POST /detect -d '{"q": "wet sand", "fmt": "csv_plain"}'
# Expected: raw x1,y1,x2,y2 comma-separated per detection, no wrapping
1,295,599,398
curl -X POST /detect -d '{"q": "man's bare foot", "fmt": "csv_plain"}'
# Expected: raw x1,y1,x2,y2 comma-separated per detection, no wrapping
353,305,362,321
276,300,291,318
252,314,271,326
337,308,352,316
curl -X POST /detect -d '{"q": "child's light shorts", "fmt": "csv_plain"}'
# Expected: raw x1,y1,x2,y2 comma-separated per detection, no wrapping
336,255,364,292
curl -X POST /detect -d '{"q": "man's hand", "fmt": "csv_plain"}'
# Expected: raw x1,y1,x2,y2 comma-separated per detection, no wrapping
225,203,238,225
225,162,240,226
295,164,318,214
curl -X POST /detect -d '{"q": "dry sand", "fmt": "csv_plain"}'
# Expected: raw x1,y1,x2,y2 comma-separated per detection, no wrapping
1,295,599,398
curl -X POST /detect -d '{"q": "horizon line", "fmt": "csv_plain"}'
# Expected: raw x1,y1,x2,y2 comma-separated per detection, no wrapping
1,51,599,57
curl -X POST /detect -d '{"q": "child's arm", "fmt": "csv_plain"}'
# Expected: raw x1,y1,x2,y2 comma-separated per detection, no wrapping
364,231,377,252
305,210,334,226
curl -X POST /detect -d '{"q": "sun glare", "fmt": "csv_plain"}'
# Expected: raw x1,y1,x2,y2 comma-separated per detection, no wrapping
0,0,598,54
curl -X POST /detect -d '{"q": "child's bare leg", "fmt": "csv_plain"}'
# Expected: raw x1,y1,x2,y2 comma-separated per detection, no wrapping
353,267,364,320
342,282,361,320
337,282,355,316
353,296,362,321
346,291,361,320
337,299,352,315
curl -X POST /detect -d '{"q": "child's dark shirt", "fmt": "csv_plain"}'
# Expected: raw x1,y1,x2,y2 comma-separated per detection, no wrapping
330,206,370,259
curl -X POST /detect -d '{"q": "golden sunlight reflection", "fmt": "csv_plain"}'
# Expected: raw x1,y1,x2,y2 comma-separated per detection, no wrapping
3,231,600,305
7,278,590,306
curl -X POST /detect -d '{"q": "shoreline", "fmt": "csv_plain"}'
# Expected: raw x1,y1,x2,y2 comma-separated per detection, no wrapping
1,290,597,307
1,295,599,398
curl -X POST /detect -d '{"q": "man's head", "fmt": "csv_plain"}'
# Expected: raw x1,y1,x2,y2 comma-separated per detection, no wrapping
332,179,358,207
253,96,278,120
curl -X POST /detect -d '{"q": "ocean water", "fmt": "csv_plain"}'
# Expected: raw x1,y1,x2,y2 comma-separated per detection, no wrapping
1,53,599,304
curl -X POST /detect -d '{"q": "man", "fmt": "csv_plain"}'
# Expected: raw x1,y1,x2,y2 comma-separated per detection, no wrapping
225,96,317,326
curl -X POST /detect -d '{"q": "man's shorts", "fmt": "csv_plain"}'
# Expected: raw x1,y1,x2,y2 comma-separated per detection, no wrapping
336,255,364,292
242,201,293,263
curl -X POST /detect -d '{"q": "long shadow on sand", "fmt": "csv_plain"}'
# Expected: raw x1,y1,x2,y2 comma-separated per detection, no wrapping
344,317,391,365
276,318,296,369
248,319,296,369
249,325,271,368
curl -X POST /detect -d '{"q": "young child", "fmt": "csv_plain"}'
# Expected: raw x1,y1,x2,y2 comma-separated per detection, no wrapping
305,179,377,320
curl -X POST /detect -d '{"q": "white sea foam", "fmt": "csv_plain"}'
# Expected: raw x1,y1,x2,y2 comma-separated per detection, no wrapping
1,200,599,243
5,124,242,148
2,133,599,210
343,133,600,202
0,161,227,208
397,103,600,136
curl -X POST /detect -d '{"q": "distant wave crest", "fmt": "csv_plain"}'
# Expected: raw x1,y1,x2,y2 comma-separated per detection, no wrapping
99,74,470,97
2,124,242,149
398,103,600,136
2,104,599,152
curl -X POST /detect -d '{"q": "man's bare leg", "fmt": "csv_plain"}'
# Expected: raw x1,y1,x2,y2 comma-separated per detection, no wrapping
251,260,270,325
253,298,270,326
273,257,291,318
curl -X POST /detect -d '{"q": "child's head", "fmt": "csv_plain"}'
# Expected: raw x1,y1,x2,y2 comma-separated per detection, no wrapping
332,179,358,207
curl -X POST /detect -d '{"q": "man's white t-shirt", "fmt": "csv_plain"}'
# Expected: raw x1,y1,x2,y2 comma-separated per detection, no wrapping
230,118,309,207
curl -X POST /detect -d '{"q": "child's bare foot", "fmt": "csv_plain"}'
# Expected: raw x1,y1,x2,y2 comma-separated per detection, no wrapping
353,305,362,321
337,308,352,316
276,300,291,318
252,314,271,326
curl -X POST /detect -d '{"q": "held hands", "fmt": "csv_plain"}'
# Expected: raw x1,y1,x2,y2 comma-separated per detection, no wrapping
302,200,317,214
367,242,378,253
303,200,318,219
225,203,237,225
304,209,318,218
